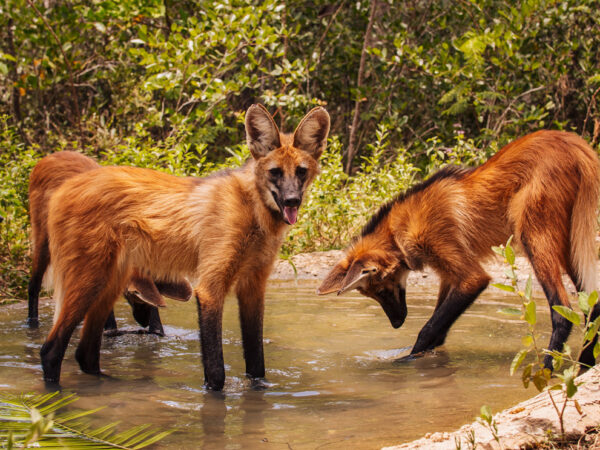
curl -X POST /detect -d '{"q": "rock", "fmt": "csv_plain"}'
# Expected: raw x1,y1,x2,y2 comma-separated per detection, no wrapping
382,368,600,450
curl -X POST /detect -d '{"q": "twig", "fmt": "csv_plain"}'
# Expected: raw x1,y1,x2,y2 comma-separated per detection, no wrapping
314,0,347,67
345,0,378,174
582,85,600,139
492,85,545,135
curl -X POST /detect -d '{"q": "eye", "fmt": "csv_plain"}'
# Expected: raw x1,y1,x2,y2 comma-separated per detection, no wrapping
269,167,283,178
296,166,308,179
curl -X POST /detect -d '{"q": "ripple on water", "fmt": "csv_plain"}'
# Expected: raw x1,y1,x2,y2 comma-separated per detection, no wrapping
0,282,541,449
355,346,412,363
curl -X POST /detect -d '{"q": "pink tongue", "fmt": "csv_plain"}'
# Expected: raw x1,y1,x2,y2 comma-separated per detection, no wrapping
283,206,298,225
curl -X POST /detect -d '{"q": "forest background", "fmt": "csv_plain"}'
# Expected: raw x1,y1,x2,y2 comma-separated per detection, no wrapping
1,0,599,299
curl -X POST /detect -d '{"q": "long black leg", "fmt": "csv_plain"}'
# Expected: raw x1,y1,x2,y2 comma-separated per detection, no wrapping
411,281,488,355
103,310,118,331
566,267,598,368
580,302,599,368
27,241,50,328
196,295,225,391
147,307,165,336
520,235,574,370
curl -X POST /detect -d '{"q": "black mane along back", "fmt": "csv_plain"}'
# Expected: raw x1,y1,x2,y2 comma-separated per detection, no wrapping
360,165,473,237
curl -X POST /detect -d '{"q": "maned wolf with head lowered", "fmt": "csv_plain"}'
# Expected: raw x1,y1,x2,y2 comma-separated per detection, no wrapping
319,130,600,369
42,104,330,389
28,151,192,334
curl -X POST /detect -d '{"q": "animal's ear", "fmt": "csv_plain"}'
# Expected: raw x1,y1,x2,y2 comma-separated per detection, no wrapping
317,261,348,295
245,104,281,159
337,262,377,294
127,275,167,308
293,107,330,160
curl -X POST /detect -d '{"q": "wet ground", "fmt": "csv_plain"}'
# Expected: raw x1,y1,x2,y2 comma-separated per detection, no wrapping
0,280,565,449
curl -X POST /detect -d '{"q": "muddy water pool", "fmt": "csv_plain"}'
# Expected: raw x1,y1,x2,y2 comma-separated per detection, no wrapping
0,280,567,448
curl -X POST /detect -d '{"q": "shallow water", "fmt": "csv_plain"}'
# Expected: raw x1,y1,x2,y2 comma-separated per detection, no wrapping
0,280,569,449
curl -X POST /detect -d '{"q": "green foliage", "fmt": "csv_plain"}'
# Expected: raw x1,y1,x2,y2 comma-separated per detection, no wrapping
493,236,600,441
0,391,171,448
0,116,41,299
2,0,600,164
1,0,600,297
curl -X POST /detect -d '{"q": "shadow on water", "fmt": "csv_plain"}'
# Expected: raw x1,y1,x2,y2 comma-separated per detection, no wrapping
0,280,573,448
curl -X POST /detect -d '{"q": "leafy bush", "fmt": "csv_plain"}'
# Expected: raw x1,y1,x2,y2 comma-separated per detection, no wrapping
1,0,599,298
0,116,40,299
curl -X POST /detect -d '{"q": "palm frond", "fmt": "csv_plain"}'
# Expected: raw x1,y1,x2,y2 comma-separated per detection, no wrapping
0,392,173,449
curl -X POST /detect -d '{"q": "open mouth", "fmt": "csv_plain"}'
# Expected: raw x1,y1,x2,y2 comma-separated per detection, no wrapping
283,206,298,225
271,190,299,225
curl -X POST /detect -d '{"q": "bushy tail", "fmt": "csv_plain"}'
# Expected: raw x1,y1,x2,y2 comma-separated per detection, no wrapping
41,263,65,324
570,141,600,294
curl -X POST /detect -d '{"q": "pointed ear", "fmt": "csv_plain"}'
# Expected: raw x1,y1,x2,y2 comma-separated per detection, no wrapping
317,261,348,295
245,104,281,159
338,263,377,294
293,106,330,160
127,275,167,308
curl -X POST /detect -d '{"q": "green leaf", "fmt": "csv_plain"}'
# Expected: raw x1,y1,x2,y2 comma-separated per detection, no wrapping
0,392,171,448
491,245,504,256
594,341,600,359
492,283,515,293
511,349,528,375
584,316,600,342
521,334,533,347
565,376,577,398
524,301,536,325
522,363,533,388
587,291,598,309
479,405,492,423
578,292,590,315
524,276,532,300
552,305,581,326
499,307,521,316
505,243,515,265
532,371,548,391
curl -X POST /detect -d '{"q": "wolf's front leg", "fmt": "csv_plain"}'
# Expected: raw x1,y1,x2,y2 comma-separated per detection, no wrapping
236,276,266,379
196,294,225,390
411,273,489,355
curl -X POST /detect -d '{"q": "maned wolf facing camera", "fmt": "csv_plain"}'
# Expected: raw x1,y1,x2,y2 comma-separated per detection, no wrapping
41,104,330,390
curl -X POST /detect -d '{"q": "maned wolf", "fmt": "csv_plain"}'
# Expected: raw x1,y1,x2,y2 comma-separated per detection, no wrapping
41,104,330,389
28,151,192,334
318,130,600,369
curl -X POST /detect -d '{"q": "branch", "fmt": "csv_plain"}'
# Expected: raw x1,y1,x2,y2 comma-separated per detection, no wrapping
345,0,378,174
582,85,600,140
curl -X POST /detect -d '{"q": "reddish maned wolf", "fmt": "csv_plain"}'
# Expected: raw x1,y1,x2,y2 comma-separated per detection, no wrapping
42,104,330,389
28,151,192,334
319,130,600,369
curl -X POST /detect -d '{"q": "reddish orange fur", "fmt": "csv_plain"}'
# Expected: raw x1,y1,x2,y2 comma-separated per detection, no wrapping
41,105,330,388
27,151,190,331
320,130,600,367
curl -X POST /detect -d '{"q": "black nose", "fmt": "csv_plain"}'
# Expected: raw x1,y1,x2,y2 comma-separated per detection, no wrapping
283,197,301,207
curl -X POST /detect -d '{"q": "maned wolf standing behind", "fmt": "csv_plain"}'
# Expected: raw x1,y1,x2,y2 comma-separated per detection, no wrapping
27,151,192,334
318,130,600,370
42,104,330,389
